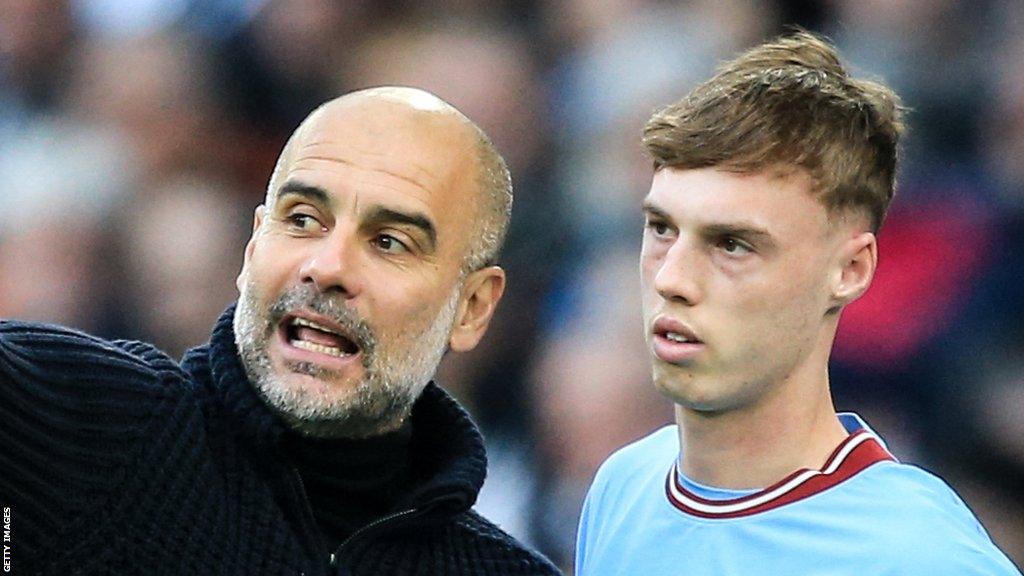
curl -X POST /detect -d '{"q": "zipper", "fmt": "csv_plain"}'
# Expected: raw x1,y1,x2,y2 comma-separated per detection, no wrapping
329,507,421,568
288,466,330,569
288,464,445,572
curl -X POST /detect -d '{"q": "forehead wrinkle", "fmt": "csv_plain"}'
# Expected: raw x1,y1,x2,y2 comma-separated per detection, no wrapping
280,98,482,263
284,170,433,217
290,138,449,196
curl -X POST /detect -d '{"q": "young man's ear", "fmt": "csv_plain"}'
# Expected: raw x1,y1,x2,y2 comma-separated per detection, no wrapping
448,266,507,353
829,231,877,311
236,205,265,292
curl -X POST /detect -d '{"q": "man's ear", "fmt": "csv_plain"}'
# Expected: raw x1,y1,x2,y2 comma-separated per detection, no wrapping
448,266,506,353
236,205,266,292
829,231,877,311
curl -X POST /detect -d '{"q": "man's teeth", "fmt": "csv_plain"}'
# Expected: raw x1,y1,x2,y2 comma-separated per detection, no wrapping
290,339,352,357
665,332,693,343
289,317,354,357
291,317,341,335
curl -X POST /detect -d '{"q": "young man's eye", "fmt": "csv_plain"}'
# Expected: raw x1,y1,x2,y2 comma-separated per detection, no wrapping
373,234,409,254
646,219,671,236
718,237,752,255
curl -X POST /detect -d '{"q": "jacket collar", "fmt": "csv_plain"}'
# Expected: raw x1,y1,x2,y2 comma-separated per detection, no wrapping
183,304,487,515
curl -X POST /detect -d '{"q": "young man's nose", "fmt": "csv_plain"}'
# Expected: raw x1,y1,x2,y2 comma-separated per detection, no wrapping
653,241,704,306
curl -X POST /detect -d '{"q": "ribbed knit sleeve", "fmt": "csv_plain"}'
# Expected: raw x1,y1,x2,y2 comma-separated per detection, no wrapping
0,320,187,567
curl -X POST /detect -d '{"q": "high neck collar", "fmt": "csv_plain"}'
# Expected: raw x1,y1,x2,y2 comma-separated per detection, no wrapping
287,419,414,545
187,304,488,514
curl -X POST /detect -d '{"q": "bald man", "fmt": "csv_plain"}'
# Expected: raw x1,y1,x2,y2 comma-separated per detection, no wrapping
0,88,561,576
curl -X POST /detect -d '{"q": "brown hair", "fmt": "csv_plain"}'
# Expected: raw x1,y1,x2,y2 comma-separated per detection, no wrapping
643,31,905,232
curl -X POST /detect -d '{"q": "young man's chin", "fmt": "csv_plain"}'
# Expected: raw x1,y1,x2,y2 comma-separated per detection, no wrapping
653,374,695,403
653,371,728,410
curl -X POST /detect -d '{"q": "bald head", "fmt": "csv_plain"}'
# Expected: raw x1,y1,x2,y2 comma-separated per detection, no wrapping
266,87,512,272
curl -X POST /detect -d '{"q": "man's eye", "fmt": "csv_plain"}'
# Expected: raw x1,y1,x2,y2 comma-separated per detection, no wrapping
287,213,322,232
718,237,752,255
646,220,670,236
374,234,409,254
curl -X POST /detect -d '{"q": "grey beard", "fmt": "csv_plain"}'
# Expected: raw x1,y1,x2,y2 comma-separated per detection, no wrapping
233,281,459,438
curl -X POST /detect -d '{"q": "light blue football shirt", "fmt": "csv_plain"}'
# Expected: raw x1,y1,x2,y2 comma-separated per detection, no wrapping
576,414,1021,575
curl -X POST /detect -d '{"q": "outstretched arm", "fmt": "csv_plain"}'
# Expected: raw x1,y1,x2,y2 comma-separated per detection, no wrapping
0,321,183,570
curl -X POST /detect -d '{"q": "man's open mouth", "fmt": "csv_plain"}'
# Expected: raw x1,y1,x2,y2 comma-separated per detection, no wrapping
661,331,701,344
282,315,361,358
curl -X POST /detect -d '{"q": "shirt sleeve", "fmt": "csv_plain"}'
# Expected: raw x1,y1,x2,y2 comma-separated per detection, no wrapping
575,459,616,576
575,485,594,576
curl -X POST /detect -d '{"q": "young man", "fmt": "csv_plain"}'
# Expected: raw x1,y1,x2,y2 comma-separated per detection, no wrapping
0,87,560,575
575,32,1021,575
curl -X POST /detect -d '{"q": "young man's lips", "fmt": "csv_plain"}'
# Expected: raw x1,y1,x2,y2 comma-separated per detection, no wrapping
651,334,705,364
651,316,704,364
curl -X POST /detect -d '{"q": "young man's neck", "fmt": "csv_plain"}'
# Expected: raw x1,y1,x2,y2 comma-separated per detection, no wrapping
674,371,848,491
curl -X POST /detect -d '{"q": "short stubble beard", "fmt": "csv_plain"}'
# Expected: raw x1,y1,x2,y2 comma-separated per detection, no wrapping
233,281,461,439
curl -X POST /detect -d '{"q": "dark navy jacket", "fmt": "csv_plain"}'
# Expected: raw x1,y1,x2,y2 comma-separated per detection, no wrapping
0,306,560,575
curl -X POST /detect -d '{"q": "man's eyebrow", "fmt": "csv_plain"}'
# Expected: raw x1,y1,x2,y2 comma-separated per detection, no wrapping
702,222,776,245
642,199,776,246
641,200,670,220
275,181,331,207
364,206,437,251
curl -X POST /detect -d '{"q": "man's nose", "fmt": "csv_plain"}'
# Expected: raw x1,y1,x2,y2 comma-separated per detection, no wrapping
653,241,704,306
297,232,363,298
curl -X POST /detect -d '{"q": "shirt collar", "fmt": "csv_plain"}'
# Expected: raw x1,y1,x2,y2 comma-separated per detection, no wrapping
666,412,896,519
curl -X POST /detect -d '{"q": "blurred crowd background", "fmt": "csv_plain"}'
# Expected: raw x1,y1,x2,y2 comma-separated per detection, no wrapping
2,0,1023,571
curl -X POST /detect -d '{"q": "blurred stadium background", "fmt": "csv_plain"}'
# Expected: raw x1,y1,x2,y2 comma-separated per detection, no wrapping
2,0,1022,571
